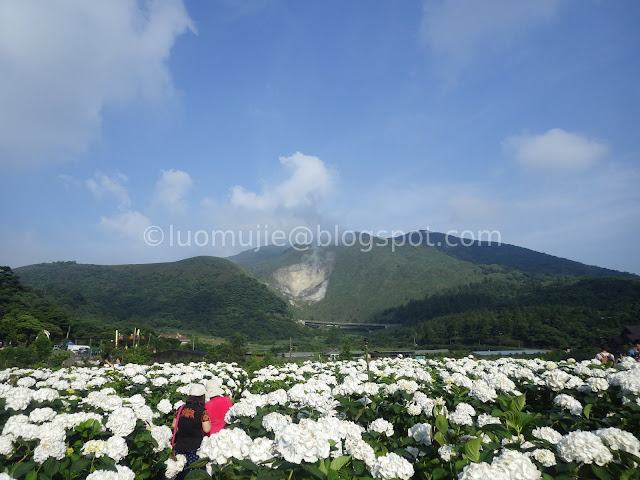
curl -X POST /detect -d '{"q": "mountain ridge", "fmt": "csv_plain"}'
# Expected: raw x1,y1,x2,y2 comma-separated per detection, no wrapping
14,256,300,340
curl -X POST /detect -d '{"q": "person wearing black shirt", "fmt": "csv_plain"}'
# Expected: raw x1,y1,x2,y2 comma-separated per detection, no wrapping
172,384,211,480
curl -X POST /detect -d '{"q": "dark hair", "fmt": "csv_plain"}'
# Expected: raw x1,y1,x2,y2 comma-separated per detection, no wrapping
187,395,205,405
600,345,607,351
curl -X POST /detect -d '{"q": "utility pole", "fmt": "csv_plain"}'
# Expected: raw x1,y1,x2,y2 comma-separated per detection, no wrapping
364,337,371,381
289,337,292,360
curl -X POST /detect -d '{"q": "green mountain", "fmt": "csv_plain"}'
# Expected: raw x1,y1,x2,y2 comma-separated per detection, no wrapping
14,257,299,340
11,230,637,349
240,237,500,323
229,230,635,325
400,231,634,277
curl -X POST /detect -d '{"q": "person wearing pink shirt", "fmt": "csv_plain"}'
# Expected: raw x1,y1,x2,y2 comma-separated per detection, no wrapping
204,378,232,434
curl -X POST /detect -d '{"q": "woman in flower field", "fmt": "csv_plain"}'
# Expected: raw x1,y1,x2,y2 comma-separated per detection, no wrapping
203,378,232,434
172,383,211,479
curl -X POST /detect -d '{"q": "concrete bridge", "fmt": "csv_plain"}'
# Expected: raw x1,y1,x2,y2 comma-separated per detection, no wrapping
300,320,401,331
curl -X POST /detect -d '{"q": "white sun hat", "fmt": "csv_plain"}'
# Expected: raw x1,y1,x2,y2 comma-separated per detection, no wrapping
205,378,224,399
189,383,206,397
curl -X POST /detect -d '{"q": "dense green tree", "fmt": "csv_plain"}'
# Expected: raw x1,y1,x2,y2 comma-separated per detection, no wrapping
339,339,352,360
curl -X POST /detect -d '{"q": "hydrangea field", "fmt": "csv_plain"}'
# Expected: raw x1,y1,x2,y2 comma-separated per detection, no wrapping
1,355,639,480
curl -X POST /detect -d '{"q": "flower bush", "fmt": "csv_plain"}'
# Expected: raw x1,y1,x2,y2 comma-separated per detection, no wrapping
0,356,639,479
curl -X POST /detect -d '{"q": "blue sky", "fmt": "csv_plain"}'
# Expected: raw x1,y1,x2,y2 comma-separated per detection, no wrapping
1,0,639,274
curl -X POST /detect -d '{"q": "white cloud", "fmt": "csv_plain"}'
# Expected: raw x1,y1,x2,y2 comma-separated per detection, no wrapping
99,210,151,240
420,0,558,80
503,128,608,173
230,152,335,211
0,0,195,168
153,169,193,215
86,172,131,209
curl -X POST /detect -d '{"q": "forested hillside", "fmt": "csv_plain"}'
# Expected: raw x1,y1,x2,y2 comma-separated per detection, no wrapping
380,276,640,350
15,257,303,340
400,231,634,276
0,266,68,344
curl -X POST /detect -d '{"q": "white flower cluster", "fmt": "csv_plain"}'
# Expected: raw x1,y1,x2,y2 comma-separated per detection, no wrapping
448,402,476,426
369,452,414,480
556,431,613,466
531,426,562,445
197,428,253,465
273,421,331,464
368,418,394,437
595,427,640,456
85,465,135,480
2,356,640,480
553,393,582,415
408,423,432,446
458,450,541,480
165,454,187,479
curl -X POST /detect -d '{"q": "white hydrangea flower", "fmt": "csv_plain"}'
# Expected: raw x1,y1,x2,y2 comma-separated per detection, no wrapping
82,439,108,458
4,387,33,411
584,377,609,393
451,411,475,427
85,465,134,480
470,380,498,403
157,399,172,415
16,377,36,388
369,452,414,480
198,428,253,465
528,448,556,467
543,369,572,391
407,423,431,445
106,435,129,463
492,450,541,480
411,392,436,417
438,444,457,461
556,431,613,466
31,388,59,403
249,437,276,465
368,418,394,437
595,427,640,455
553,394,582,415
458,462,510,480
29,407,57,424
151,377,169,387
406,402,422,416
106,407,137,437
344,437,376,467
477,413,501,427
0,434,16,457
33,438,66,464
273,421,331,464
132,405,154,423
150,425,172,453
531,427,562,445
